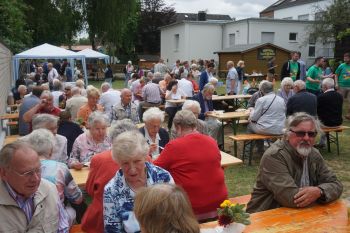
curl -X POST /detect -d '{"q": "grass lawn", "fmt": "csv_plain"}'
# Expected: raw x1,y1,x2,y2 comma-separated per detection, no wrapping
90,79,350,199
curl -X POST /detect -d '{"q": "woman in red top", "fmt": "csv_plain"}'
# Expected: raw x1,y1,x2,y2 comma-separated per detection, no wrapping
154,110,227,221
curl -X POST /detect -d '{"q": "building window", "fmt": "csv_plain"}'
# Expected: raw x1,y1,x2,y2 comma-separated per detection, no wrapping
298,14,309,20
261,32,275,43
289,33,297,41
229,33,235,46
174,34,179,51
308,36,316,57
283,17,293,20
315,11,325,20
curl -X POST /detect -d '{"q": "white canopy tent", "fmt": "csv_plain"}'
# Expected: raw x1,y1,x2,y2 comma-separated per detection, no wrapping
12,43,88,84
76,48,109,61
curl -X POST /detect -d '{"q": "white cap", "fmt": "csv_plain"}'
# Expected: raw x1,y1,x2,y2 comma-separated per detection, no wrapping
128,61,132,64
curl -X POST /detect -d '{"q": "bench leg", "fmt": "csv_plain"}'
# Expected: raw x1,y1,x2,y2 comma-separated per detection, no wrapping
326,133,331,153
249,140,254,166
336,132,339,156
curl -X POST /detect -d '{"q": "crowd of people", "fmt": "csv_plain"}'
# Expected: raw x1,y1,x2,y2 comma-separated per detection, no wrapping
1,52,348,232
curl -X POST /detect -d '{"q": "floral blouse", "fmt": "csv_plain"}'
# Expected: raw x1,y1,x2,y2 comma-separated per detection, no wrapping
103,162,174,233
68,132,111,166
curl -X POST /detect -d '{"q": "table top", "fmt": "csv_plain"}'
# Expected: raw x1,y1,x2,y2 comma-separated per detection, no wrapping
3,135,20,146
70,152,242,188
201,199,349,232
166,99,186,104
0,113,19,120
212,94,252,101
207,110,250,120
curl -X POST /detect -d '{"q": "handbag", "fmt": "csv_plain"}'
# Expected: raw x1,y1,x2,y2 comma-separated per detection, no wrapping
251,95,276,124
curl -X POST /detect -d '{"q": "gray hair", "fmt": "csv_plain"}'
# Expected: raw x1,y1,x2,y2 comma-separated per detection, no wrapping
71,86,81,95
259,81,273,94
0,141,36,167
284,112,322,139
143,107,165,123
281,77,294,88
182,100,201,113
109,119,137,140
40,90,53,99
322,77,335,89
202,83,215,94
154,72,162,80
209,77,218,85
88,111,109,128
147,72,154,79
21,129,55,158
173,110,197,129
112,131,149,163
101,82,111,91
53,79,62,91
294,80,306,91
32,114,58,130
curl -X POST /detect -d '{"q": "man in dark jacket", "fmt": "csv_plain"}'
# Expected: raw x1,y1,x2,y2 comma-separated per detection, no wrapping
280,51,301,81
247,112,343,213
286,80,317,116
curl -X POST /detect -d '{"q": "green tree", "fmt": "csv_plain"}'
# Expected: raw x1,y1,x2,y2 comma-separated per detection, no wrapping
136,0,176,54
0,0,32,53
84,0,140,56
311,0,350,59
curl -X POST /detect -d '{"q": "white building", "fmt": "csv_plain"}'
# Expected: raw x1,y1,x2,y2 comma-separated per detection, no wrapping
161,17,332,67
260,0,331,21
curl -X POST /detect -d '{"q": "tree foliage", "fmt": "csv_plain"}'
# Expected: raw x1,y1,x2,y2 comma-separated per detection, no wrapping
136,0,176,54
311,0,350,42
84,0,140,55
0,0,32,53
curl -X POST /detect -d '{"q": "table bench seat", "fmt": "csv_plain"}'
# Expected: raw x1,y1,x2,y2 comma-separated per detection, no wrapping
229,134,282,165
321,125,350,155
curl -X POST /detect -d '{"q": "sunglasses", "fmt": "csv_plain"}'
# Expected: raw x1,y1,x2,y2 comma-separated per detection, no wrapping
290,129,317,138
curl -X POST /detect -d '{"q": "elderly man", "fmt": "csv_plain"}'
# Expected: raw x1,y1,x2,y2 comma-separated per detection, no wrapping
138,77,163,121
65,86,88,120
286,80,317,116
226,61,238,95
154,58,168,76
23,90,61,128
99,82,121,118
47,62,59,88
0,141,67,232
247,112,343,213
193,84,223,147
111,88,140,124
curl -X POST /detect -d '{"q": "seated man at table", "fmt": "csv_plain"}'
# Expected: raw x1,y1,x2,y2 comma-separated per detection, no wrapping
192,83,223,147
247,112,343,213
0,141,67,232
111,88,140,124
286,80,317,116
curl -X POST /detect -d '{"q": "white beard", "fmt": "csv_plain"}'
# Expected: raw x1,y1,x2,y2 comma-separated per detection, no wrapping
296,143,312,157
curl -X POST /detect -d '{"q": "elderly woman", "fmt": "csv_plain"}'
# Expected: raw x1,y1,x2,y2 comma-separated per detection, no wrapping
165,80,186,130
134,184,200,233
32,113,68,164
75,79,87,96
277,77,295,104
139,107,169,159
21,128,83,227
69,111,111,169
77,86,103,126
103,131,174,232
155,110,227,220
82,119,139,233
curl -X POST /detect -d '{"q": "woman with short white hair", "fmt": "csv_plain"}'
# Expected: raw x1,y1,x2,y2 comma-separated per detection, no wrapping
103,131,174,232
32,113,68,164
277,77,295,104
139,107,169,159
21,128,83,227
69,111,111,169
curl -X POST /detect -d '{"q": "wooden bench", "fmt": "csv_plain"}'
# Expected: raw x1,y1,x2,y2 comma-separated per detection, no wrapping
229,134,283,165
321,125,350,155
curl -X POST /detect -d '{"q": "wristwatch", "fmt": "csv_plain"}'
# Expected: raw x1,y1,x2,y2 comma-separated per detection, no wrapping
318,187,325,199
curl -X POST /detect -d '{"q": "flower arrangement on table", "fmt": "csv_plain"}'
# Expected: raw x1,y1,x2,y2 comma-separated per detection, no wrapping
217,200,251,227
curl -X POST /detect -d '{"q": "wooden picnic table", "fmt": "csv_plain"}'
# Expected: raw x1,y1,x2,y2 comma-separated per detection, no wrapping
212,94,252,101
201,199,349,232
2,135,20,146
0,113,19,120
70,152,242,188
165,99,186,105
207,110,250,152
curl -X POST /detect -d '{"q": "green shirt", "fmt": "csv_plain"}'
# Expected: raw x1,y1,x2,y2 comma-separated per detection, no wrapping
335,63,350,87
306,65,322,91
289,61,299,81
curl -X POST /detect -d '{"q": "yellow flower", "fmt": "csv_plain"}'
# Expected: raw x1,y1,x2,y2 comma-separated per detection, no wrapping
220,200,232,208
230,203,237,207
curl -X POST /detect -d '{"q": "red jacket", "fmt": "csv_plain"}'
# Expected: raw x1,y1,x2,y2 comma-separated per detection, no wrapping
81,150,119,233
154,133,227,215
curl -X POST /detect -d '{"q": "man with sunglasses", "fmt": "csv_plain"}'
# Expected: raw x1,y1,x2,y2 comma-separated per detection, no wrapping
0,141,66,232
247,112,342,213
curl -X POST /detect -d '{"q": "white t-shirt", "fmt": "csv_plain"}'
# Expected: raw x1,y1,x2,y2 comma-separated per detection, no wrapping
165,90,184,108
178,78,194,97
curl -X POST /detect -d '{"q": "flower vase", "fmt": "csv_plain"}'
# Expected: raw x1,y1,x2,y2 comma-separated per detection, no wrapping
221,223,246,233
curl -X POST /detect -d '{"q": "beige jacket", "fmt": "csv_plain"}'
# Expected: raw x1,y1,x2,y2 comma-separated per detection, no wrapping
0,179,60,233
247,139,343,213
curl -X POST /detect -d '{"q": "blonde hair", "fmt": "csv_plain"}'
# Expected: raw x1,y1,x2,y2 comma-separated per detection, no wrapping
87,86,100,98
237,60,245,67
134,184,200,233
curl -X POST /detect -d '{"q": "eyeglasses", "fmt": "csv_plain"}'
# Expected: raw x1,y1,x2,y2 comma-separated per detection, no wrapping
10,167,41,178
289,129,317,138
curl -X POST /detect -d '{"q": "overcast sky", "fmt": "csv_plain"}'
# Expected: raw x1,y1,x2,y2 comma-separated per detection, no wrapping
164,0,278,19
